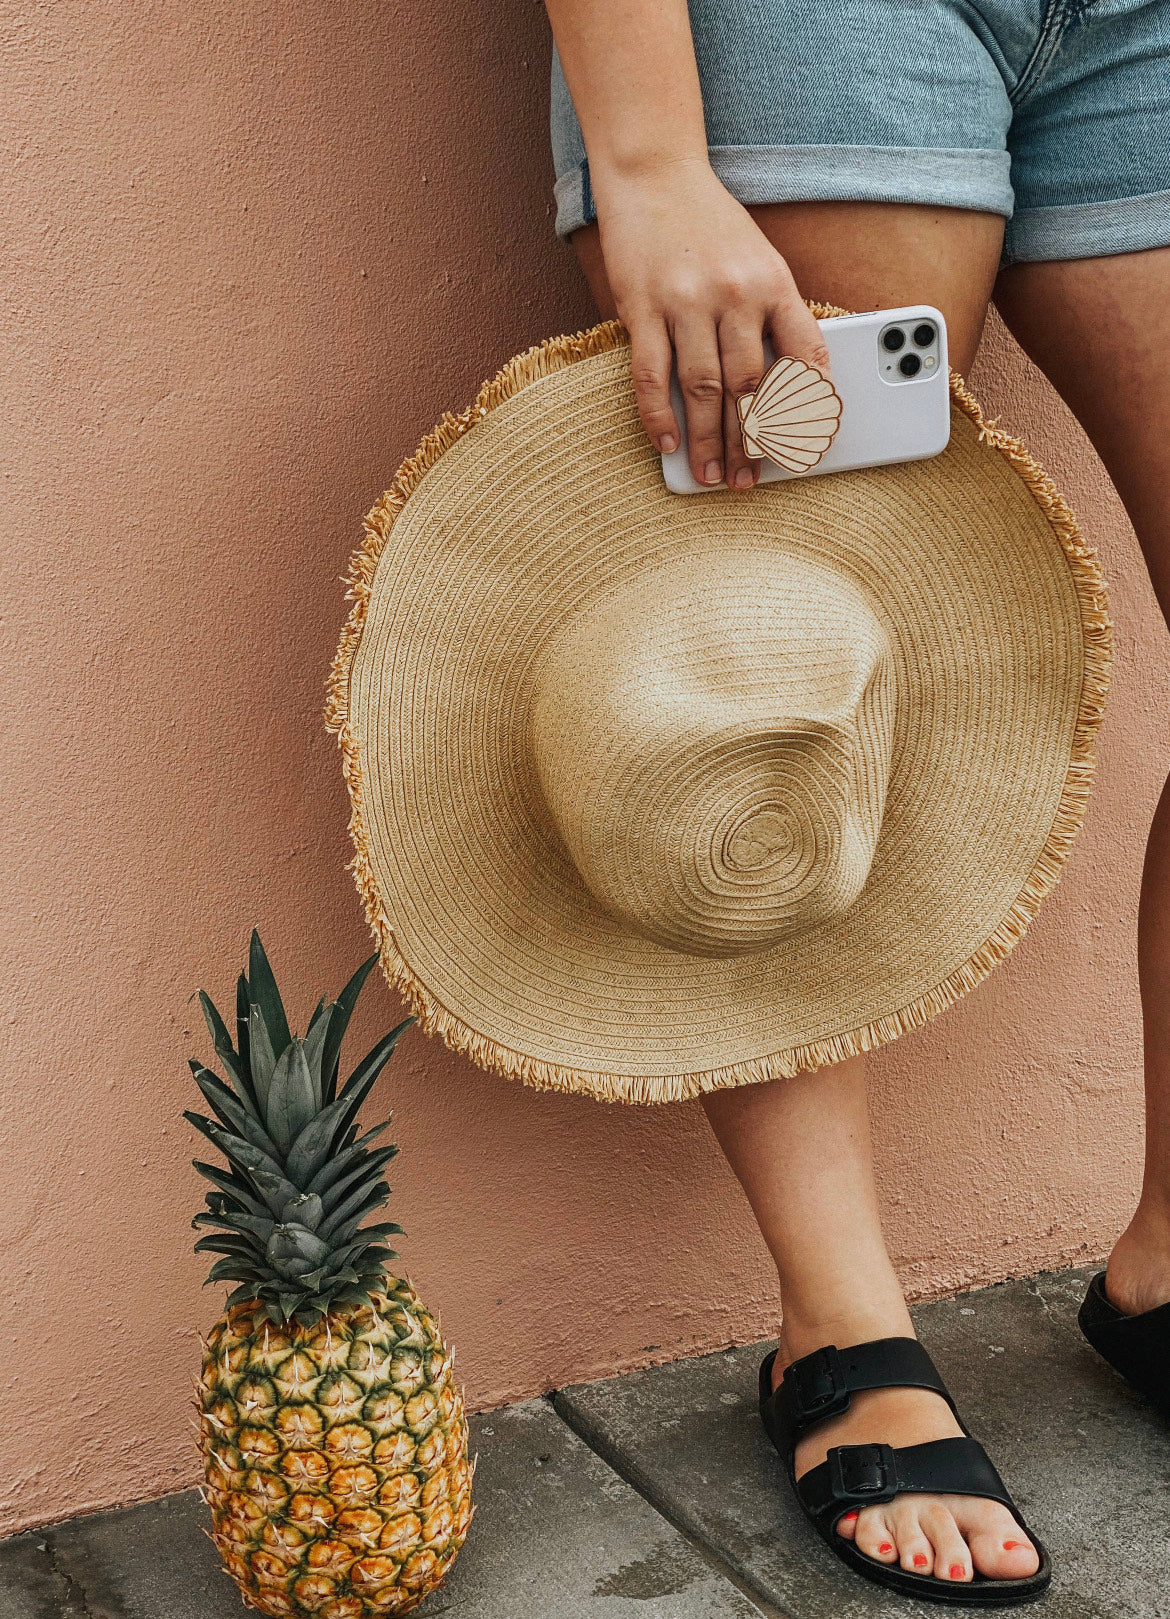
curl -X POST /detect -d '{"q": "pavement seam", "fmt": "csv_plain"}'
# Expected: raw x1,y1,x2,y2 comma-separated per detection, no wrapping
546,1393,795,1619
40,1531,93,1619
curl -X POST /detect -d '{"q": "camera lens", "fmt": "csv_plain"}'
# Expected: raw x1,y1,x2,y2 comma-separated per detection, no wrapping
913,322,936,347
882,327,905,352
899,353,922,377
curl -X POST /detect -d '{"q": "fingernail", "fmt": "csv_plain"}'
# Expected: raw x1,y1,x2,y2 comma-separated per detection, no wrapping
704,460,721,484
949,1564,965,1579
660,434,677,454
913,1554,928,1568
879,1542,893,1554
734,467,754,490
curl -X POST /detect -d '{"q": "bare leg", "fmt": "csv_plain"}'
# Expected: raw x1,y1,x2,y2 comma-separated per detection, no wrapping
573,200,1040,1584
996,246,1170,1318
703,1064,1037,1581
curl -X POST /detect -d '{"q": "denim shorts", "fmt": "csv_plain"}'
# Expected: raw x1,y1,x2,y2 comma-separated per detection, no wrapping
550,0,1170,262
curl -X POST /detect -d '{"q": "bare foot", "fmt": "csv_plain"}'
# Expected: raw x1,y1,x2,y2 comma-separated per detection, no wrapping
774,1338,1040,1584
1105,1202,1170,1318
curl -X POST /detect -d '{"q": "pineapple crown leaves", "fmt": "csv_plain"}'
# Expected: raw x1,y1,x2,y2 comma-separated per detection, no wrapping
185,929,412,1327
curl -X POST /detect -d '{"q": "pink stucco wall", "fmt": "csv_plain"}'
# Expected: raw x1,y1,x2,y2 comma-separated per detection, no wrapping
3,1,1165,1535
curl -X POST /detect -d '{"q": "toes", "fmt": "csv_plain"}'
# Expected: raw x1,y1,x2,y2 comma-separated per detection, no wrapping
966,1521,1041,1581
950,1498,1041,1581
834,1509,859,1541
853,1506,898,1564
919,1502,972,1584
887,1505,934,1576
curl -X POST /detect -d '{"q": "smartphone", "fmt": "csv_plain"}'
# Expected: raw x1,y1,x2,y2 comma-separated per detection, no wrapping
661,305,950,495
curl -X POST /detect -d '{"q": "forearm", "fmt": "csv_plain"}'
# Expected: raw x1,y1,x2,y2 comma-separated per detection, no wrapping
541,0,826,491
544,0,709,195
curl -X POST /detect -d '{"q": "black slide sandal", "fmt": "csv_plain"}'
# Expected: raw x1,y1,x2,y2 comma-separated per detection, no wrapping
1079,1270,1170,1418
759,1337,1051,1606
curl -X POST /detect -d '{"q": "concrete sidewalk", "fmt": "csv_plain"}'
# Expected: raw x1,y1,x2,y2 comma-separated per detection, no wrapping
2,1266,1166,1619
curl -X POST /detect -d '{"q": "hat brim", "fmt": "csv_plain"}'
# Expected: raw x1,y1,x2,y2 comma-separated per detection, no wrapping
327,319,1111,1104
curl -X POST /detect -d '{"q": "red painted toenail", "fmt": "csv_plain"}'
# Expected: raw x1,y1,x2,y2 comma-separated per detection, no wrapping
879,1542,893,1554
913,1554,929,1568
841,1511,858,1522
949,1564,965,1579
1003,1540,1021,1550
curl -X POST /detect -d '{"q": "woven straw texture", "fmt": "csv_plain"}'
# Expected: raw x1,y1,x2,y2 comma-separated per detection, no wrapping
327,318,1112,1105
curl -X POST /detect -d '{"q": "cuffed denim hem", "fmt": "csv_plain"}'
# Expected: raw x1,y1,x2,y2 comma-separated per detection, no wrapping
1004,188,1170,263
552,145,1014,238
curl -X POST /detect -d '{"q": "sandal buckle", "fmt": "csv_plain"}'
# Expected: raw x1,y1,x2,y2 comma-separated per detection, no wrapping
828,1442,898,1503
786,1345,849,1423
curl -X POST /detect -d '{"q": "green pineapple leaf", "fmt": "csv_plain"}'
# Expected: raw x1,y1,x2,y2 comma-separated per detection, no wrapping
319,952,380,1105
283,1086,373,1187
317,1181,391,1246
316,1148,399,1219
193,1234,261,1259
336,1017,413,1104
189,1116,286,1188
194,1209,276,1242
197,990,258,1113
190,1061,264,1134
265,1040,318,1155
249,1167,315,1221
235,972,252,1071
267,1223,331,1278
188,937,413,1324
248,929,292,1056
302,1000,332,1107
278,1190,324,1229
206,1257,267,1285
247,1004,278,1111
192,1161,270,1219
304,1124,394,1198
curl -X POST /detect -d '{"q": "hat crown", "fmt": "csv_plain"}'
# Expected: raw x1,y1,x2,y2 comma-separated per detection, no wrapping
529,549,896,957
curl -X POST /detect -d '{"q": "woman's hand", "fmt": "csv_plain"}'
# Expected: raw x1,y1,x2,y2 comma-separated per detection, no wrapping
596,157,830,490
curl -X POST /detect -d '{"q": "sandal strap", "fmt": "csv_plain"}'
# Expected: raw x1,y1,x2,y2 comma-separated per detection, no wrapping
761,1336,957,1453
797,1436,1016,1531
1079,1271,1170,1416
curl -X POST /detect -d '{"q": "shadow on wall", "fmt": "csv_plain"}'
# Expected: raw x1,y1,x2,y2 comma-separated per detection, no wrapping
2,0,1163,1536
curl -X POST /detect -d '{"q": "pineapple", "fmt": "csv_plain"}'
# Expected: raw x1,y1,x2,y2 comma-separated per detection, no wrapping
188,931,472,1616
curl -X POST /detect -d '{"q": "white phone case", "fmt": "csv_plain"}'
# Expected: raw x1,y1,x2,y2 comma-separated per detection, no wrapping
661,304,950,495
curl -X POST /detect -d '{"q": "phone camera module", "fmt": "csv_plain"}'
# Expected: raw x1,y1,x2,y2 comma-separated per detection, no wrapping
881,328,905,352
899,353,922,377
913,322,936,348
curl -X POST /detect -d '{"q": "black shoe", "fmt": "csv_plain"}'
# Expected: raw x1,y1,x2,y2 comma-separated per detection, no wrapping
759,1337,1051,1606
1079,1270,1170,1418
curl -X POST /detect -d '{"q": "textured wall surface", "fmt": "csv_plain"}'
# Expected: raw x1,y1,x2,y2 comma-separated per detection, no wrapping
2,0,1166,1536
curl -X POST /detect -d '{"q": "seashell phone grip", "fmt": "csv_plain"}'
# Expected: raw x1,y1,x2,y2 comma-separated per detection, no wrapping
661,305,951,495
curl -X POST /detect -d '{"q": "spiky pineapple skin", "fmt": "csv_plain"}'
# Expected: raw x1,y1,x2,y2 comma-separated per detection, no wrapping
199,1279,472,1616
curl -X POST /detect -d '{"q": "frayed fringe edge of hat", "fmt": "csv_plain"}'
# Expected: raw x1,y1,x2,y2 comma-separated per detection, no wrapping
324,314,1113,1106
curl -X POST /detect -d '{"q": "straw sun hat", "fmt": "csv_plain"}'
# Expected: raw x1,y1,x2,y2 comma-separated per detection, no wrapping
326,311,1111,1105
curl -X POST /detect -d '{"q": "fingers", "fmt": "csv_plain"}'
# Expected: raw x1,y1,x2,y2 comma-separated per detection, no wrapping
632,287,829,492
718,313,767,490
673,313,726,487
628,317,681,456
767,277,832,377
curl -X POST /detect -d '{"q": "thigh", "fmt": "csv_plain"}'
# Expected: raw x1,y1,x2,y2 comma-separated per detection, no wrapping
573,201,1005,375
995,247,1170,615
